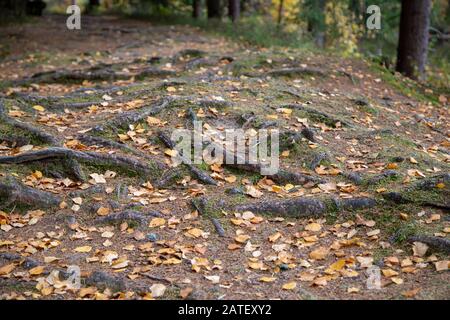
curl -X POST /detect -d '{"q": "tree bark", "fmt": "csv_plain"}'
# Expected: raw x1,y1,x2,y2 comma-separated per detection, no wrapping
228,0,240,22
277,0,284,25
0,0,27,18
207,0,221,19
193,0,201,18
396,0,431,80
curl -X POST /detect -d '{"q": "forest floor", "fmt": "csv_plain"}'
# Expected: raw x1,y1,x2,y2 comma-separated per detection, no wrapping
0,15,449,300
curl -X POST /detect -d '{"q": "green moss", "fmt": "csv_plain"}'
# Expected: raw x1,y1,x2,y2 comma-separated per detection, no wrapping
373,247,394,264
369,63,442,105
324,198,340,224
400,189,447,207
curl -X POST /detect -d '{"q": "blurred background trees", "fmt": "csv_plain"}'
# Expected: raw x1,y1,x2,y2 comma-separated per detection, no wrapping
1,0,449,83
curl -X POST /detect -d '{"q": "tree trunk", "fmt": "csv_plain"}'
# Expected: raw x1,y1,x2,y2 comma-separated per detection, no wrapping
193,0,201,18
396,0,431,80
277,0,284,25
0,0,27,19
207,0,221,19
228,0,240,22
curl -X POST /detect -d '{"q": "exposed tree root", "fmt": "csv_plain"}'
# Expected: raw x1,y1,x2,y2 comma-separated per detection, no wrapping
251,67,326,78
342,171,364,185
173,48,207,62
282,103,353,128
67,185,105,198
77,134,167,170
301,127,316,143
0,176,62,209
366,170,399,185
382,173,449,210
235,196,376,217
235,197,326,217
191,198,226,237
94,210,152,225
157,131,217,186
11,65,177,86
85,270,127,292
308,152,330,170
155,167,185,189
0,147,161,180
408,235,450,254
0,100,61,145
217,145,324,185
93,97,173,132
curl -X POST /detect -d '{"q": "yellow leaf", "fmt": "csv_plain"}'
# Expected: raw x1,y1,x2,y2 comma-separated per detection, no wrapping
0,263,15,275
29,266,45,276
309,247,329,260
185,228,204,238
268,232,282,242
164,149,178,157
282,282,297,290
382,268,398,277
386,163,398,169
259,277,277,283
33,105,45,112
436,183,445,189
391,277,403,285
305,222,321,232
234,234,250,243
225,175,237,183
74,246,92,253
79,287,97,298
97,206,110,216
327,258,346,272
149,218,166,228
32,170,43,179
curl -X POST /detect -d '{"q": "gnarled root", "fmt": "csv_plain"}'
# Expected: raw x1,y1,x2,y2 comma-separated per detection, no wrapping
0,176,62,209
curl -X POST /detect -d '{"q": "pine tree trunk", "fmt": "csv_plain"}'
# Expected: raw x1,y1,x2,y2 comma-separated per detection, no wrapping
207,0,222,19
396,0,431,80
277,0,284,25
228,0,240,22
193,0,201,18
0,0,27,19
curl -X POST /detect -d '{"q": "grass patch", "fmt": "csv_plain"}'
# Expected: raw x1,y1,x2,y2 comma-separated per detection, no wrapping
369,63,447,106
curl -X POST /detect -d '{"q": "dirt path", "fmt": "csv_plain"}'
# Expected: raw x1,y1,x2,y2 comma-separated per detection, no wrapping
0,15,449,300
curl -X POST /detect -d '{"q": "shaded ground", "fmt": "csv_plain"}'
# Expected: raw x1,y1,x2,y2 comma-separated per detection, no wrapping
0,15,449,300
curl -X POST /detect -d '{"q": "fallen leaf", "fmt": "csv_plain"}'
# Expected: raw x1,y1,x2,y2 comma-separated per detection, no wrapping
259,277,277,283
434,260,449,272
0,264,15,275
74,246,92,253
29,266,45,276
305,222,321,232
97,206,110,216
179,287,193,299
150,283,167,298
282,282,297,290
204,275,220,284
149,218,166,228
309,247,329,260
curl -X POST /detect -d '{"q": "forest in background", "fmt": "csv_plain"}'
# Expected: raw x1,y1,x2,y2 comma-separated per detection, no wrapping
2,0,449,93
